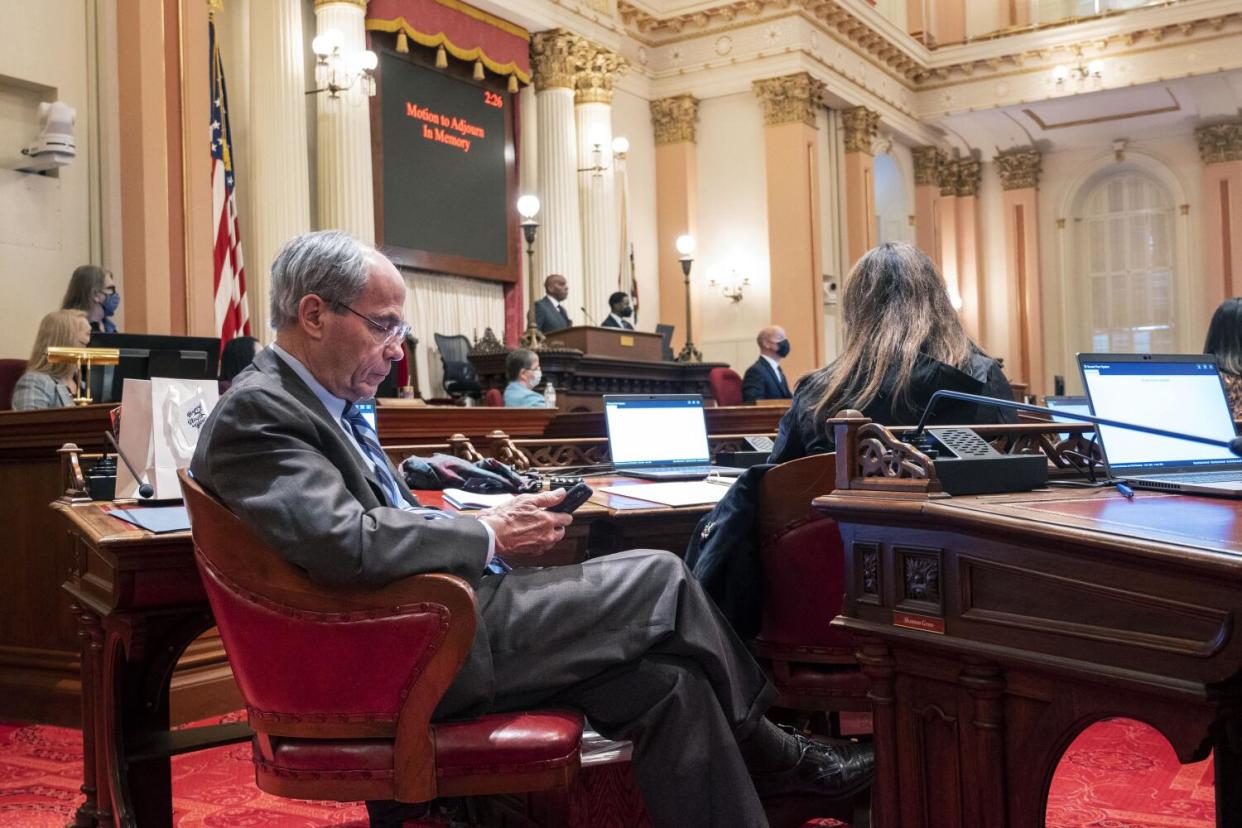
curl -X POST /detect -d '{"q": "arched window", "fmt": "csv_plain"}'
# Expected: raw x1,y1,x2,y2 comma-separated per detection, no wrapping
1080,172,1175,353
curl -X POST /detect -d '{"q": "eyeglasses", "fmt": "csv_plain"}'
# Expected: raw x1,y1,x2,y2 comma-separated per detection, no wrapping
336,303,411,346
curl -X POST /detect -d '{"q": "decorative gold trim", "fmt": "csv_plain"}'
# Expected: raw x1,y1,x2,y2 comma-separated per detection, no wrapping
650,94,699,145
374,0,530,42
206,0,223,12
1196,121,1242,165
994,147,1041,191
841,106,880,154
913,146,946,186
575,43,628,105
753,72,825,128
531,29,581,91
367,17,532,85
316,0,368,10
1056,218,1067,229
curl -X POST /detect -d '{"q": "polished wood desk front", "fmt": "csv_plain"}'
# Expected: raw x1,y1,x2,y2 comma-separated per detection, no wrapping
52,480,714,827
816,417,1242,828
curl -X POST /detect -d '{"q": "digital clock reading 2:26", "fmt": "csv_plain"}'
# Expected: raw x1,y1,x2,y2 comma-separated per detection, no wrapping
484,90,504,109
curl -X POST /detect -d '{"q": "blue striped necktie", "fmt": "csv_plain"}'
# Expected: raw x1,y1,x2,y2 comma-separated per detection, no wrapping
343,402,409,509
342,402,510,574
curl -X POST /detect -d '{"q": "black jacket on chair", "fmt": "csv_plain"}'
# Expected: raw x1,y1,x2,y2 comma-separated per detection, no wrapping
741,358,791,402
534,296,572,333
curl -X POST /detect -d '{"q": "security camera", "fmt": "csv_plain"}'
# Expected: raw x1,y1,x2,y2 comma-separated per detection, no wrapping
19,101,76,173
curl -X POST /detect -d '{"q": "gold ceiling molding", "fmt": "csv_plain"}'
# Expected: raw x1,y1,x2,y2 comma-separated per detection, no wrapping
994,147,1042,190
753,72,827,128
617,1,1242,90
912,146,947,187
841,106,880,154
650,94,700,144
1196,121,1242,165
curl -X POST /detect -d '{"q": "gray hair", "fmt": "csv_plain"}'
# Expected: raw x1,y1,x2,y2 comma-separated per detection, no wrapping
269,230,372,329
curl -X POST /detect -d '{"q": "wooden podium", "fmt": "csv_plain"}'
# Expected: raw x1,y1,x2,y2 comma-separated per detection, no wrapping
469,326,727,413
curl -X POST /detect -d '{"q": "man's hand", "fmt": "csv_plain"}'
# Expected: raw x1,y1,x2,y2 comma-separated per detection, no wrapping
477,488,573,560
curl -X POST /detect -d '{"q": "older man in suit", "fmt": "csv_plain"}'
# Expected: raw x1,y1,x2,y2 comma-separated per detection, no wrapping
190,232,871,827
534,274,572,333
742,325,793,403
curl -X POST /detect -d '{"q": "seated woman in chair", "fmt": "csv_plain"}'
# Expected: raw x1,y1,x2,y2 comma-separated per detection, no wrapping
772,241,1015,463
688,242,1015,634
12,309,92,411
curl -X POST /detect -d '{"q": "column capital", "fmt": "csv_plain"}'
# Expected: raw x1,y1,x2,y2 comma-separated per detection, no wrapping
841,106,881,154
313,0,367,9
940,159,981,197
650,95,699,145
575,43,628,105
1196,121,1242,165
753,73,825,128
912,146,946,187
994,147,1042,190
531,29,581,91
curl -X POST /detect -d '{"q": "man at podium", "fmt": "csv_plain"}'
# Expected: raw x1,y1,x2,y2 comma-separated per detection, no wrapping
534,274,572,333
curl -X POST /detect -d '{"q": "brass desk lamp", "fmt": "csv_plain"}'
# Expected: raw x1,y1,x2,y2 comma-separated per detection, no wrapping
46,347,120,405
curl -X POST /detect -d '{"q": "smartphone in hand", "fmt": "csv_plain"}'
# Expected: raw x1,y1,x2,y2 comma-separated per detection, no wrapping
546,482,593,514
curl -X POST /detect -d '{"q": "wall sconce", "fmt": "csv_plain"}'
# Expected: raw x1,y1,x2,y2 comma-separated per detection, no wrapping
309,29,377,99
577,131,630,177
708,270,749,303
1051,50,1103,88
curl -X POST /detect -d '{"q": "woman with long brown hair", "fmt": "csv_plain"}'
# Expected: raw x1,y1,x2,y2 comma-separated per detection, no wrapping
12,310,92,410
769,241,1015,463
61,265,118,334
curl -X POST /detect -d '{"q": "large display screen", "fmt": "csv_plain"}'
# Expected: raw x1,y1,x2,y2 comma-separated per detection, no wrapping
377,51,513,273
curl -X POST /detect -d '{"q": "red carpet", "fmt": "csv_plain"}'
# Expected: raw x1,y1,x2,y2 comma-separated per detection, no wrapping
0,716,1215,826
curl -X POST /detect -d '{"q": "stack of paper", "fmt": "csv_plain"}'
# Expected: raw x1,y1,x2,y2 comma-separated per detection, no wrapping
599,481,732,507
443,489,515,510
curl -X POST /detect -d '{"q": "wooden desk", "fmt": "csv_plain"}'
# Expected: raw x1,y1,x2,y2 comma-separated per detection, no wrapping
52,480,713,827
815,415,1242,828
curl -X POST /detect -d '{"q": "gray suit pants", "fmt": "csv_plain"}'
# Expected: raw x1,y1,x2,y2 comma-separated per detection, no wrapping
479,549,775,827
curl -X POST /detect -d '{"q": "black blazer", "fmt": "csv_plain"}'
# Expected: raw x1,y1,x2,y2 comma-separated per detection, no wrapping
741,358,791,402
601,315,634,330
534,296,572,333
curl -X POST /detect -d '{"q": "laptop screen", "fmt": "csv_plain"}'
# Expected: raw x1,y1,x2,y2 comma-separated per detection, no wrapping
604,395,711,468
1078,356,1238,473
1044,395,1093,439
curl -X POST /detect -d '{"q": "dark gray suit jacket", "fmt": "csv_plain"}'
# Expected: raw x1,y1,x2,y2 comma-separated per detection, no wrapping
534,296,571,333
190,347,495,715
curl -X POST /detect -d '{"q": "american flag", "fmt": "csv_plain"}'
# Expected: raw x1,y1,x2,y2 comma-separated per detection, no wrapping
210,16,250,347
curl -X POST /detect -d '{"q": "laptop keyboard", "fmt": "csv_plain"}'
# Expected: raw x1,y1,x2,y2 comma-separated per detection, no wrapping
1150,470,1242,484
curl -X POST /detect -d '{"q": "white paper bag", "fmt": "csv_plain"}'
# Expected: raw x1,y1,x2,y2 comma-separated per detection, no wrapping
116,377,219,500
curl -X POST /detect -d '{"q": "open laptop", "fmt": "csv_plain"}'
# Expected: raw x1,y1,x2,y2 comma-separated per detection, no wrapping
603,394,745,480
1044,394,1093,440
1077,353,1242,496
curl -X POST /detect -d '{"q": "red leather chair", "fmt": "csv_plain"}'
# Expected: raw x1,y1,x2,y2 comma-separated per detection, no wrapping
178,469,584,806
752,453,870,738
483,388,504,407
709,367,744,406
0,359,26,410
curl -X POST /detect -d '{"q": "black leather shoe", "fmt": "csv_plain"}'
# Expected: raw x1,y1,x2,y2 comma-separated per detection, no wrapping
750,735,875,801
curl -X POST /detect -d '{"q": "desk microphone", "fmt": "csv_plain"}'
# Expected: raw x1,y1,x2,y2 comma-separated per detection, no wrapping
580,307,597,326
105,431,155,499
908,390,1242,457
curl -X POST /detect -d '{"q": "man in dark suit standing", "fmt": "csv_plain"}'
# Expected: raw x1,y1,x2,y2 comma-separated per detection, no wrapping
742,325,793,403
190,232,871,827
533,274,572,333
601,291,635,329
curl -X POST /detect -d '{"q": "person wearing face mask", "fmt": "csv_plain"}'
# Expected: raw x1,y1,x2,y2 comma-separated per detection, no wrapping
601,292,635,330
60,265,119,334
502,347,547,408
741,325,792,403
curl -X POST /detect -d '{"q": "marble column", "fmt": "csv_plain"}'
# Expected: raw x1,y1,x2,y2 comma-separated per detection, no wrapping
531,30,584,322
1197,122,1242,308
575,44,627,325
842,106,880,266
955,159,983,344
996,148,1044,396
755,73,826,384
651,95,700,357
936,161,961,314
249,0,311,336
912,146,944,265
314,0,374,243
